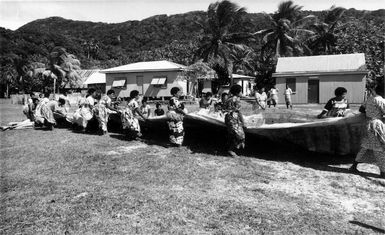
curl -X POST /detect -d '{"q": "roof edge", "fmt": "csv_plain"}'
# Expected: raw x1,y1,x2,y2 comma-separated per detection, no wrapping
273,70,368,77
101,68,185,74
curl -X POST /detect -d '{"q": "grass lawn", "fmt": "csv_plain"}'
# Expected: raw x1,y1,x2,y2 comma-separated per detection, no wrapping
1,99,384,234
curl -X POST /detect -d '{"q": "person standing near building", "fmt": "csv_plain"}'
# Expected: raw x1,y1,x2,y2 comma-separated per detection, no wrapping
268,86,279,108
254,88,267,110
284,85,295,109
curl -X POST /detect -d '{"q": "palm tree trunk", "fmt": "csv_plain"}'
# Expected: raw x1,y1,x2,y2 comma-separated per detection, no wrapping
6,83,9,98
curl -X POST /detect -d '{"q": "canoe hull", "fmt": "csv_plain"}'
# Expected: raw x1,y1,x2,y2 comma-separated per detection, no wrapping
186,112,366,156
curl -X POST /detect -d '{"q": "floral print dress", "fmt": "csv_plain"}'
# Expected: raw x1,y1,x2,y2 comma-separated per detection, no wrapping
355,95,385,172
94,95,112,132
167,97,185,146
34,98,56,126
121,99,141,137
223,96,245,148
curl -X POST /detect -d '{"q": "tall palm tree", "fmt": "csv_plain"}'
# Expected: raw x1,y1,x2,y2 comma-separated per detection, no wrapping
196,0,252,84
255,1,314,57
308,6,345,54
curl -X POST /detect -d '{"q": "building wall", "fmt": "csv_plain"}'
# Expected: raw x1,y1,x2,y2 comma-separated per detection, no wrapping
275,73,365,104
276,77,308,104
106,71,187,98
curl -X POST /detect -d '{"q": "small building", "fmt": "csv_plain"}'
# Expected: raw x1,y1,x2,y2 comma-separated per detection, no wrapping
201,74,254,96
83,70,106,92
101,60,187,98
273,53,367,104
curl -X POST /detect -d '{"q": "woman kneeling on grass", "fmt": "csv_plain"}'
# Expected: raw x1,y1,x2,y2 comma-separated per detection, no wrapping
34,96,56,130
223,84,246,157
350,84,385,178
121,90,147,140
71,88,96,131
167,87,186,147
47,98,70,126
94,89,120,135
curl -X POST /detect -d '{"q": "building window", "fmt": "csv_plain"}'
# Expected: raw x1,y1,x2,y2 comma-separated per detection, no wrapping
286,78,296,92
151,76,167,89
112,77,126,88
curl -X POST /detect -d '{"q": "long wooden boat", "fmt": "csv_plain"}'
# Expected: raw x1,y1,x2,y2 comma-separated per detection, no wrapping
141,108,366,155
184,110,366,155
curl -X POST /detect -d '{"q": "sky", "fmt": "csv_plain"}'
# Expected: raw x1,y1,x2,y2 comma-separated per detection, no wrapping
0,0,384,30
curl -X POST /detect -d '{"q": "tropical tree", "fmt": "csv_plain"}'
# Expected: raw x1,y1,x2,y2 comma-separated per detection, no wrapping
255,1,315,57
230,45,255,75
182,60,216,97
308,6,346,54
195,0,252,84
43,47,81,94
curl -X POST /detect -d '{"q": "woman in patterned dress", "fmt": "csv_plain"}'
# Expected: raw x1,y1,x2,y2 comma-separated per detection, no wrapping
121,90,147,139
71,88,96,131
34,96,56,130
350,85,385,178
167,87,186,147
223,84,246,157
94,89,120,135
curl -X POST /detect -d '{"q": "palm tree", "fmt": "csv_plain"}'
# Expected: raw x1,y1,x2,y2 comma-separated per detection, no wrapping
44,47,81,95
255,1,314,57
230,45,255,75
195,0,252,84
308,6,345,54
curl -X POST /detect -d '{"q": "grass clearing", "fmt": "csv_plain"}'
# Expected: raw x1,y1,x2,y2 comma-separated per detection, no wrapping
1,99,384,234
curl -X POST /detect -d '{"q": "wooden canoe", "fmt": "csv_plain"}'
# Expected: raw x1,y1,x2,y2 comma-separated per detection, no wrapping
133,109,367,155
185,110,366,155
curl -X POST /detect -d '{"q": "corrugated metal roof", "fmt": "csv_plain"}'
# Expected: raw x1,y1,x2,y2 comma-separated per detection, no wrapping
101,60,186,73
275,53,366,73
83,71,105,84
65,69,101,89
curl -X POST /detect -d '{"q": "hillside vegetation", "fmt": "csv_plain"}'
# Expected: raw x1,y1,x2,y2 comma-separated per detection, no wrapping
0,5,384,94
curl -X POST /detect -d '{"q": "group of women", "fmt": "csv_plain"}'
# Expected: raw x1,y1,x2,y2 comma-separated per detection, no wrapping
17,82,385,176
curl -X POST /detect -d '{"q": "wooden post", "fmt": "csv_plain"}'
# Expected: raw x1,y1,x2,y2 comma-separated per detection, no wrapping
53,78,56,99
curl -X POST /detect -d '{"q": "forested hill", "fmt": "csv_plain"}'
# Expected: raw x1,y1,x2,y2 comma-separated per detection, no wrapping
1,8,384,71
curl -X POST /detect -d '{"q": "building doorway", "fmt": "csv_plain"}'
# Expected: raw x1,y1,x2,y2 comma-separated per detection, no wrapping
308,80,319,103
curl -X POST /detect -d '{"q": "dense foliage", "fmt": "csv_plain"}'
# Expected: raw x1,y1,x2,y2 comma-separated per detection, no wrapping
0,3,384,95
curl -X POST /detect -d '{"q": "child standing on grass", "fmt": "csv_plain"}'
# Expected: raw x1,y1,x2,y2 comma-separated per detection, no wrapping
223,85,246,157
167,87,186,147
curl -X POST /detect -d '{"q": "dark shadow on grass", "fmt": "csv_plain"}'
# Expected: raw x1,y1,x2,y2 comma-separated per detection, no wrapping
349,221,385,233
102,120,382,179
